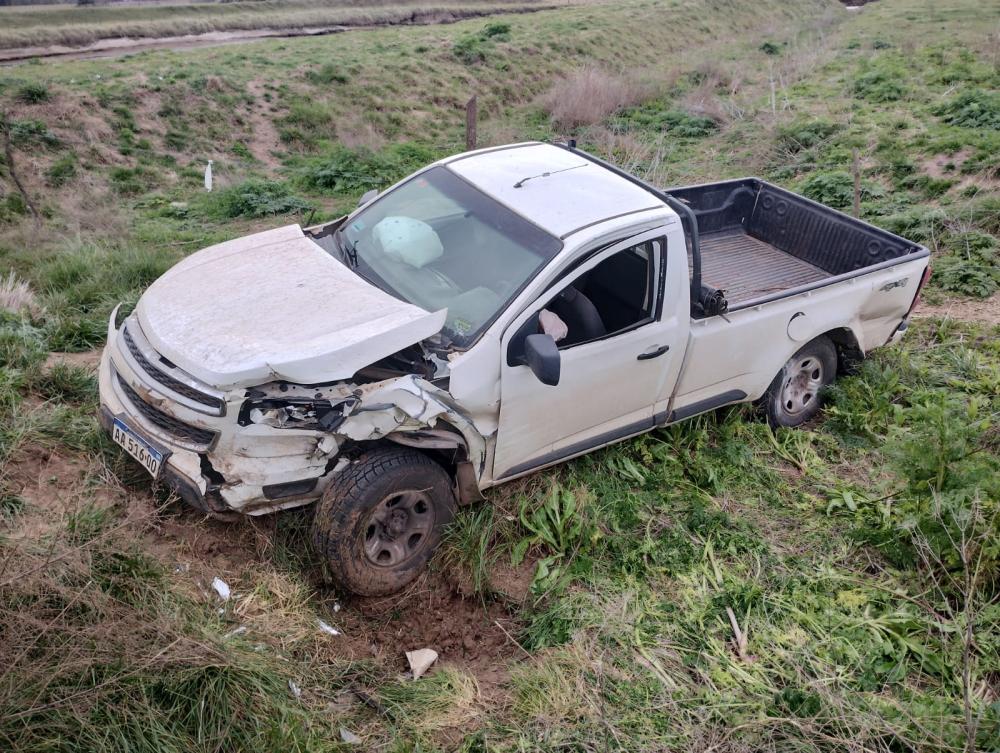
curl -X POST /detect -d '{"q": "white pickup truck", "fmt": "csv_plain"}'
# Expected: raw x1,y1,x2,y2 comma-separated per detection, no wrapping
98,142,930,594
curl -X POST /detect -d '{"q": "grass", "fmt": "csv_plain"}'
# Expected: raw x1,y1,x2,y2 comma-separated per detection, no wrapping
0,0,564,51
1,0,999,750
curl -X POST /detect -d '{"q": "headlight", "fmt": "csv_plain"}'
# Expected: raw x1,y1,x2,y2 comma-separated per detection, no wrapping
238,397,359,431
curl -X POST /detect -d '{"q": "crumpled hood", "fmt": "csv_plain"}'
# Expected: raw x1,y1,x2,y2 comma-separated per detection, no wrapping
135,225,446,390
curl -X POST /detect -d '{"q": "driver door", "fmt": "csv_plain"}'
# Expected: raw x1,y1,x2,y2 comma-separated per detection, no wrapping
493,228,682,480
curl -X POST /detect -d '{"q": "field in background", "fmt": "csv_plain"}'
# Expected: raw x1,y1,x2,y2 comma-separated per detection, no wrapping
1,0,998,750
0,0,572,51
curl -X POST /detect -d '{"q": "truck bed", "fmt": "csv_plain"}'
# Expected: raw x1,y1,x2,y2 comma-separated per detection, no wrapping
669,178,925,313
699,231,827,305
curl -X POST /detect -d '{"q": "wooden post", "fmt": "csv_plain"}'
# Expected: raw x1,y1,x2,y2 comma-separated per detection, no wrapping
465,95,477,152
852,148,861,218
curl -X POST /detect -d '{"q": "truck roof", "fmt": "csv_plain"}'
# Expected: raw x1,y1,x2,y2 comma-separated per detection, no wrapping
443,142,669,239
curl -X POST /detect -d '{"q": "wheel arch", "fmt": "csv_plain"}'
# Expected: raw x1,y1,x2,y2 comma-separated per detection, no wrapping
381,423,484,506
819,326,864,375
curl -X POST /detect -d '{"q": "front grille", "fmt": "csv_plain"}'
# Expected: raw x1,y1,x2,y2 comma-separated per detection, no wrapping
116,373,217,448
123,325,224,414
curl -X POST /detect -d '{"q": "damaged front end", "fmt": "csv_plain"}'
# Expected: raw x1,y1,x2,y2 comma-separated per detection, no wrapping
99,313,485,517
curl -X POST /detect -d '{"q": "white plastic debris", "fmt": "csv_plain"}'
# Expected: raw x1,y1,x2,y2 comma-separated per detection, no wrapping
340,727,362,745
288,679,301,698
223,625,247,639
204,159,214,192
211,577,230,601
318,620,341,636
333,602,341,613
405,648,438,680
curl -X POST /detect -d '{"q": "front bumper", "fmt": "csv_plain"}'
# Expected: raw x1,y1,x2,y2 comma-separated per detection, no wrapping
97,314,340,515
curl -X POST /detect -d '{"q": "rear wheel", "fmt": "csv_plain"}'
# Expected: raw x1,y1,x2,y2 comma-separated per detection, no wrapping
763,336,837,428
312,447,456,596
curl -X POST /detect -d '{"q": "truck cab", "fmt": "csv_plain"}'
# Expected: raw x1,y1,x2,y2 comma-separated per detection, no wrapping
98,142,929,594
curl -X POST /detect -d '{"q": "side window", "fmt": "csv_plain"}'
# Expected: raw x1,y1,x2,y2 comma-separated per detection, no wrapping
541,239,662,349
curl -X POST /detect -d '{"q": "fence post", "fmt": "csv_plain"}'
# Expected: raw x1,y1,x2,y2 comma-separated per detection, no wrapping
465,95,477,152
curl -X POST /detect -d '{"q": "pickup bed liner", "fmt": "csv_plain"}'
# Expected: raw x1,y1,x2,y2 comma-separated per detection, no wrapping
669,177,924,311
699,231,827,305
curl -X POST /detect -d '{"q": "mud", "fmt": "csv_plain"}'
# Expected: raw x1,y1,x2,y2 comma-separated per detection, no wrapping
331,571,524,685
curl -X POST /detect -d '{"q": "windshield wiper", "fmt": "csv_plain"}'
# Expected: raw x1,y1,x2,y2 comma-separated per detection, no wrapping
334,229,359,268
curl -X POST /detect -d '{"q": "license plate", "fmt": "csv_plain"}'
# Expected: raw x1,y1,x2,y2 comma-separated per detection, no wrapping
112,418,165,478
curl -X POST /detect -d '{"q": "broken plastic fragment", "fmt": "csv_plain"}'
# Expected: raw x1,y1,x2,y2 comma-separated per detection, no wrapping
211,577,230,601
340,727,362,744
223,625,247,639
405,648,438,680
318,619,341,636
288,679,302,698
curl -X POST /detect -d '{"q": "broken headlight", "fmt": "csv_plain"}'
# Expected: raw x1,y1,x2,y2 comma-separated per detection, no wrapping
238,397,359,431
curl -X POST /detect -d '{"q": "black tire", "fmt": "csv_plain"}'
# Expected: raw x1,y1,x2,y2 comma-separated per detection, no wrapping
763,336,838,428
312,447,456,596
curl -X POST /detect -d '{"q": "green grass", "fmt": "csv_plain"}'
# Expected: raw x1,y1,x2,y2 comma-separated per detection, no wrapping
1,0,999,750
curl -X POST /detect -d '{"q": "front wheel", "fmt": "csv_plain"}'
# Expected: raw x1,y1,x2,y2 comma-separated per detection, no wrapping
312,447,457,596
763,336,837,428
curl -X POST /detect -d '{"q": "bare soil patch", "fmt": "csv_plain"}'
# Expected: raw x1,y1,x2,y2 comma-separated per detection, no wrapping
915,292,1000,326
44,349,103,372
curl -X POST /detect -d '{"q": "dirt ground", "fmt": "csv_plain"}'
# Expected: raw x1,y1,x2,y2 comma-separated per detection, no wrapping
915,292,1000,325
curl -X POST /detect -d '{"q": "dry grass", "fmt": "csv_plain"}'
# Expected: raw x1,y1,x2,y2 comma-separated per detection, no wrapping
542,66,652,132
0,271,42,318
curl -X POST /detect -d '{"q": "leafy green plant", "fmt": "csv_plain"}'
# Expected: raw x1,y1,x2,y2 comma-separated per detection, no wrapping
934,88,1000,130
933,255,998,298
799,170,885,210
298,142,436,194
207,179,311,219
453,21,511,64
853,67,906,102
776,118,840,153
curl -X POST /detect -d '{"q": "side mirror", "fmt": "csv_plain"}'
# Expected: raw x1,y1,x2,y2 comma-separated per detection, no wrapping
524,334,561,386
358,189,378,208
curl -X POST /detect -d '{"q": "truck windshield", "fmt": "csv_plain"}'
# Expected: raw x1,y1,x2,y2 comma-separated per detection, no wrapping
339,166,562,345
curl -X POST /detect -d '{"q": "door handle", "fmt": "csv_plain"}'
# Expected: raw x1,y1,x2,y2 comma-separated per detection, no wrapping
637,344,670,360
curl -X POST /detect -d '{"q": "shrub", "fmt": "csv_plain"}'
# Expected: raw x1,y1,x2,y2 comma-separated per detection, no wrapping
613,104,718,136
453,21,511,64
933,256,998,298
776,118,841,153
453,34,488,64
760,40,782,55
298,142,436,194
208,179,311,219
933,89,1000,130
543,67,649,130
853,68,905,102
876,205,948,242
799,170,885,210
14,82,50,104
932,231,999,298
